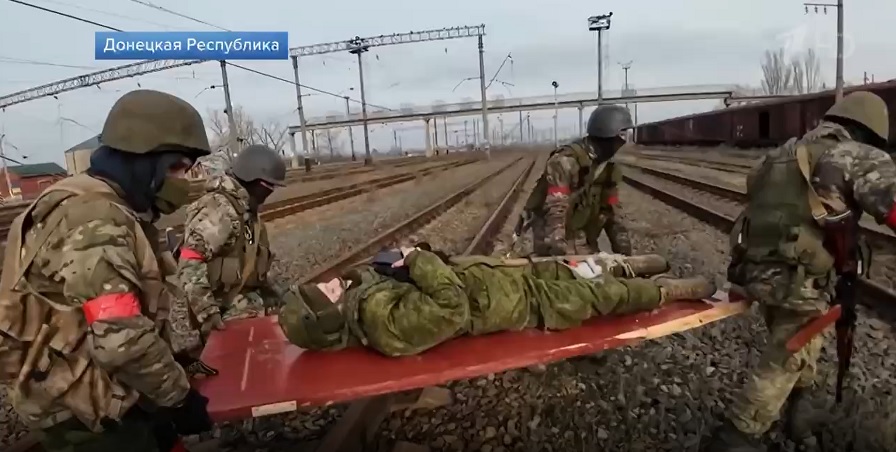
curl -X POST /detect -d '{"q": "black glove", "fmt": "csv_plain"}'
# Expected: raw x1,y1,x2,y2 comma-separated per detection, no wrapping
163,389,213,436
173,352,219,378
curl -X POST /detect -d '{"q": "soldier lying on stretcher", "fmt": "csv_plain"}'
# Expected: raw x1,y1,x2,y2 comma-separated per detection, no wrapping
277,244,717,357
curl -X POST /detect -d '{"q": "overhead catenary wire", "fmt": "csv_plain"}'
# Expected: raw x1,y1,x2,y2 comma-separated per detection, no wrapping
5,0,396,111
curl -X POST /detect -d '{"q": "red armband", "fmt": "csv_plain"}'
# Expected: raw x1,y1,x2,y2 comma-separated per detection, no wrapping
82,293,141,325
606,194,619,206
886,202,896,229
179,247,204,262
547,185,570,197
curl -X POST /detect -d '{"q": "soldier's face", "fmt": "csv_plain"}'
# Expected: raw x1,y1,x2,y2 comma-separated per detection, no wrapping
316,278,346,303
166,156,195,179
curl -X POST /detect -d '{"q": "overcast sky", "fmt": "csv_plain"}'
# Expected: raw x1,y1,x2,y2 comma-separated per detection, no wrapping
0,0,893,166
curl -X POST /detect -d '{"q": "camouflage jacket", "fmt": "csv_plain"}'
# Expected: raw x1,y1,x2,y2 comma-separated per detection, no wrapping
802,121,896,224
176,173,274,324
529,138,623,234
0,175,188,431
326,251,652,357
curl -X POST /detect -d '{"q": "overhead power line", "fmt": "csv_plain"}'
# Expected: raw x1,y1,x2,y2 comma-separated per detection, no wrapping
2,0,394,111
127,0,229,31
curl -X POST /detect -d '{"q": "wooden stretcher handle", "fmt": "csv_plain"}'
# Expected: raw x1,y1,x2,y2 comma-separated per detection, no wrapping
785,305,842,353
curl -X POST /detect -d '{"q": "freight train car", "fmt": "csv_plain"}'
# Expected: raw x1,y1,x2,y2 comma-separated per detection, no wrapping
635,80,896,148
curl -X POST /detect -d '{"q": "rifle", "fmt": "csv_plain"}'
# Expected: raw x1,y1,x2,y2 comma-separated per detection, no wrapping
832,270,857,403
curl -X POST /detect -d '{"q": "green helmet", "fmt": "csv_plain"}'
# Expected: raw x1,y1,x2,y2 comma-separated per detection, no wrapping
231,144,287,186
586,105,634,138
278,285,347,350
100,89,211,156
824,91,890,142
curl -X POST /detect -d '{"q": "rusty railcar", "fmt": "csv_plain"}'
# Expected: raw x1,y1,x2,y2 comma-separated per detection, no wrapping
635,80,896,148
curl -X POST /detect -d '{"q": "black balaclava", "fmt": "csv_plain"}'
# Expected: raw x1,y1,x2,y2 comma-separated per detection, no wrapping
585,135,627,163
232,176,274,214
88,145,188,217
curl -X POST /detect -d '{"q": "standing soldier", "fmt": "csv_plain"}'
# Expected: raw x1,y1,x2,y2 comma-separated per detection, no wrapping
521,105,634,256
176,144,287,341
0,89,214,451
705,91,895,451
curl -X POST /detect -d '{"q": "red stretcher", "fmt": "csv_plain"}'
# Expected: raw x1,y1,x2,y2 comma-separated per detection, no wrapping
194,291,747,451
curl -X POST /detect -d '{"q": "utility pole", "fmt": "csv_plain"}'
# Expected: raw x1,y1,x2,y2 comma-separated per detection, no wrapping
551,81,559,148
498,116,505,145
620,60,633,114
588,13,613,103
326,129,334,159
393,129,398,150
433,116,440,154
518,107,524,143
804,2,844,101
343,96,356,161
464,120,469,145
0,135,12,201
349,38,373,165
219,61,240,156
290,57,312,171
477,35,491,159
443,116,449,147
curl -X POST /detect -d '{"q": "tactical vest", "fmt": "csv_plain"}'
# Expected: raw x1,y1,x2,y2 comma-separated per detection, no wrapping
730,138,835,284
0,174,171,431
524,141,620,236
200,190,272,305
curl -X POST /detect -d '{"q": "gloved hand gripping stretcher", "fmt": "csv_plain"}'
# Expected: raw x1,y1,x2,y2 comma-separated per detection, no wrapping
193,251,748,452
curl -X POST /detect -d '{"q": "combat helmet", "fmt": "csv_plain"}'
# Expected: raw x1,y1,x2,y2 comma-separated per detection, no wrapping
586,104,634,138
100,89,211,156
824,91,890,142
279,284,347,350
231,144,287,186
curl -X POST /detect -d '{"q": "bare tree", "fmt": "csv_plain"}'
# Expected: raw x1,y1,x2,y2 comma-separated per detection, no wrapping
206,106,256,153
251,121,288,154
310,129,346,160
761,48,793,95
803,48,823,93
791,56,806,94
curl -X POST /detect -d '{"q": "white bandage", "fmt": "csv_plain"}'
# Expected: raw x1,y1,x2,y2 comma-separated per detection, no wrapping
569,257,604,279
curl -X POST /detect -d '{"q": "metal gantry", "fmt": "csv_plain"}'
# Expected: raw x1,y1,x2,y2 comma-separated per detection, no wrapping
286,24,489,167
0,60,205,109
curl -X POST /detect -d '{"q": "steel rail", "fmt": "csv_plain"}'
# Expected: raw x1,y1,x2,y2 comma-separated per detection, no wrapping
621,168,896,324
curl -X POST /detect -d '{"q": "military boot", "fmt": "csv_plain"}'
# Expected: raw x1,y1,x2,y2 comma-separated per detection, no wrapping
783,386,828,444
617,253,670,277
652,274,717,303
702,419,767,452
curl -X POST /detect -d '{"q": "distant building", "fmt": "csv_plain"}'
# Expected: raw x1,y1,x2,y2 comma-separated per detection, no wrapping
0,162,67,200
63,135,100,175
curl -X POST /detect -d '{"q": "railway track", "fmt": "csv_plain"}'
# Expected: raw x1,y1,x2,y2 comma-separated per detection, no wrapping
5,155,532,452
0,158,475,254
0,156,457,242
620,162,896,323
629,151,754,174
254,155,536,452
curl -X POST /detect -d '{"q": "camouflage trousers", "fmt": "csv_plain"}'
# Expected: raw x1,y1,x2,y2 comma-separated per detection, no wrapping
727,271,832,436
39,410,170,452
530,213,632,256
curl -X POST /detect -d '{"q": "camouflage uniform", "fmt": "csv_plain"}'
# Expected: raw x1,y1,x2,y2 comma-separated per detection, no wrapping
278,251,715,357
177,145,286,340
0,90,214,451
527,139,631,255
177,174,276,324
524,105,635,257
709,91,896,451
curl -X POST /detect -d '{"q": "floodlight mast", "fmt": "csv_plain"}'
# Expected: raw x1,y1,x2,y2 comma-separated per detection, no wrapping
587,12,613,103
